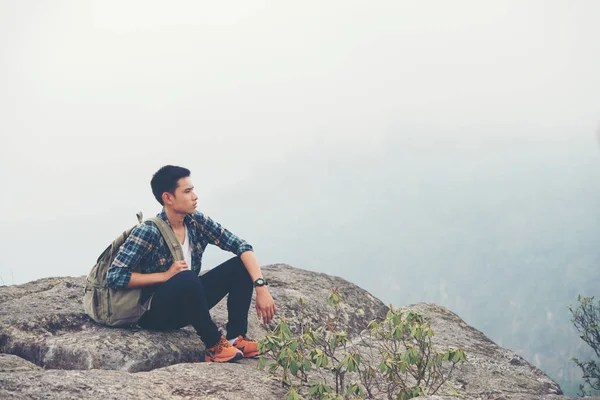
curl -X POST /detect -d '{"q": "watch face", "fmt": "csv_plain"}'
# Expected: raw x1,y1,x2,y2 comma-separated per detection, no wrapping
255,278,265,286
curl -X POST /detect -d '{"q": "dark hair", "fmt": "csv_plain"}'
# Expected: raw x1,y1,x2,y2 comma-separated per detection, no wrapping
151,165,191,205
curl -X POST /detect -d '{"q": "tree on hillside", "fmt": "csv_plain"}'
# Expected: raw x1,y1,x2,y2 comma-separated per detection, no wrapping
569,295,600,396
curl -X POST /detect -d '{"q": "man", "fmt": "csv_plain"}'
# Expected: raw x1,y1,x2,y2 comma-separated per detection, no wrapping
107,165,276,362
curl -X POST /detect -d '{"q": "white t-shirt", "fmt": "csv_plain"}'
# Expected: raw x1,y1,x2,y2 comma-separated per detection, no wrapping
181,225,193,269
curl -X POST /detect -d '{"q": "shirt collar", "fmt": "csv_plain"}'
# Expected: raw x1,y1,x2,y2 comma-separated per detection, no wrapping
158,208,194,228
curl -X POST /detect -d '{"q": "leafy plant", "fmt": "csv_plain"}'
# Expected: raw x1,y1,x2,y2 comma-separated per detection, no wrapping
569,295,600,396
258,289,466,399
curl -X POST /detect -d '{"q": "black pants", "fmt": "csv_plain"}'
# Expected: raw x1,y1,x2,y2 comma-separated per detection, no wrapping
138,256,253,348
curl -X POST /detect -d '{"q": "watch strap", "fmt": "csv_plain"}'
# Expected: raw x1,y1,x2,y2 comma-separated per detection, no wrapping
253,278,269,287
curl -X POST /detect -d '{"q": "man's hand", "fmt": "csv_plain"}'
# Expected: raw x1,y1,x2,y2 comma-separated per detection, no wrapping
255,287,277,324
163,260,189,282
238,251,276,323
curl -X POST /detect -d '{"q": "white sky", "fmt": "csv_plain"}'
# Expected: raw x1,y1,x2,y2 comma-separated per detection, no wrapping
0,0,599,260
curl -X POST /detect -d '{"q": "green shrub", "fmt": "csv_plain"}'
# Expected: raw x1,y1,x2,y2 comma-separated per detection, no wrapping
258,289,466,399
569,295,600,396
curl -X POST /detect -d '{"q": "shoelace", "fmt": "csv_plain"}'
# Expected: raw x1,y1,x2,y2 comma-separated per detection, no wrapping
212,337,232,352
238,335,253,342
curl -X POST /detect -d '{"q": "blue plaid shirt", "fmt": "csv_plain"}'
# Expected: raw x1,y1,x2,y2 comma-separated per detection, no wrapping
107,209,253,291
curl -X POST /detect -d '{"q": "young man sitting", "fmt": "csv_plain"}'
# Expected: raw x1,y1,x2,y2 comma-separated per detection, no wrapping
107,165,276,362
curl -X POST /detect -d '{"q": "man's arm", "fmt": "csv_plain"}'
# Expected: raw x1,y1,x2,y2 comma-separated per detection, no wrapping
108,223,163,289
127,271,166,288
194,212,253,254
108,222,191,289
240,250,277,324
127,261,188,288
239,250,265,282
194,212,277,323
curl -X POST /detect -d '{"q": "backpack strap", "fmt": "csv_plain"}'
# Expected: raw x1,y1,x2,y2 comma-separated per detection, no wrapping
147,217,185,262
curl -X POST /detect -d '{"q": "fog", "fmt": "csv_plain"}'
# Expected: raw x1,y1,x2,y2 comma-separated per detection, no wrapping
1,0,599,395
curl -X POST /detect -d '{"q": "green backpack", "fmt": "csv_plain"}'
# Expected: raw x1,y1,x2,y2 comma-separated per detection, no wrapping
83,212,184,327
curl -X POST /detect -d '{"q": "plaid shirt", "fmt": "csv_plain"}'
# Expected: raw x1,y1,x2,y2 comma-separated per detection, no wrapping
107,209,253,290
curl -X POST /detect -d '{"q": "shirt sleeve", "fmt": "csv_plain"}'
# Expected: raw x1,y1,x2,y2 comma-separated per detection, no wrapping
193,212,253,256
106,222,159,289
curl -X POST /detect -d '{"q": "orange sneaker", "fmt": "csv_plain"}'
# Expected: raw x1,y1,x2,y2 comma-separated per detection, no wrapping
204,336,243,363
232,335,260,358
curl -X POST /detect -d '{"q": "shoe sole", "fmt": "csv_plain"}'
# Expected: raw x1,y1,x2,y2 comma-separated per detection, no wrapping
234,345,260,358
204,351,244,363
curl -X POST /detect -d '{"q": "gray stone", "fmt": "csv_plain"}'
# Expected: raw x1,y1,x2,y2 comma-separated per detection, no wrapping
0,354,41,372
0,359,287,399
0,264,387,372
404,303,563,398
415,396,600,400
0,264,590,399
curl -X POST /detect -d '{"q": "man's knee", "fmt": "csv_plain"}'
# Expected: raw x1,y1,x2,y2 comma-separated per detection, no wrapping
229,257,252,286
168,270,203,293
170,269,200,280
229,256,244,269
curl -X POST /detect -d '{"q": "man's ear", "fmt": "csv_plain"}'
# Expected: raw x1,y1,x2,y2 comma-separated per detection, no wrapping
162,192,173,205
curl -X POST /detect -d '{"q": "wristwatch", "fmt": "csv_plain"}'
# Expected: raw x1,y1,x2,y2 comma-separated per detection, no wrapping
253,278,269,287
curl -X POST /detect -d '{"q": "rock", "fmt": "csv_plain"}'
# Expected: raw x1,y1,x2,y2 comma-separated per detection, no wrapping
0,264,589,399
0,354,41,372
338,302,565,399
0,277,67,305
0,264,387,371
404,303,564,398
0,359,287,399
415,396,600,400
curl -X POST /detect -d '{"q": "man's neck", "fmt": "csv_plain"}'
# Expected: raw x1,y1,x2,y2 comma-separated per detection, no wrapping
164,207,186,229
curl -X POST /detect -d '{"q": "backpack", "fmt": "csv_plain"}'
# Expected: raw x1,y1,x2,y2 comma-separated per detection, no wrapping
83,212,184,327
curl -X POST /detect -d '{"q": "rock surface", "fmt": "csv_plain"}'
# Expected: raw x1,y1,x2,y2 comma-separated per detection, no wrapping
0,354,41,372
415,396,600,400
0,264,386,372
405,303,562,398
0,354,285,399
0,263,590,399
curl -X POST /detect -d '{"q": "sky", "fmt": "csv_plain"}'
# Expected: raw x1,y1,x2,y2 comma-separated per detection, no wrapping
1,2,598,196
0,0,598,273
0,0,598,278
0,0,600,283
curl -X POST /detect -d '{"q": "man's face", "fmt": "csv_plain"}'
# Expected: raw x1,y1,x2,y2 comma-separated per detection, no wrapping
166,176,198,214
